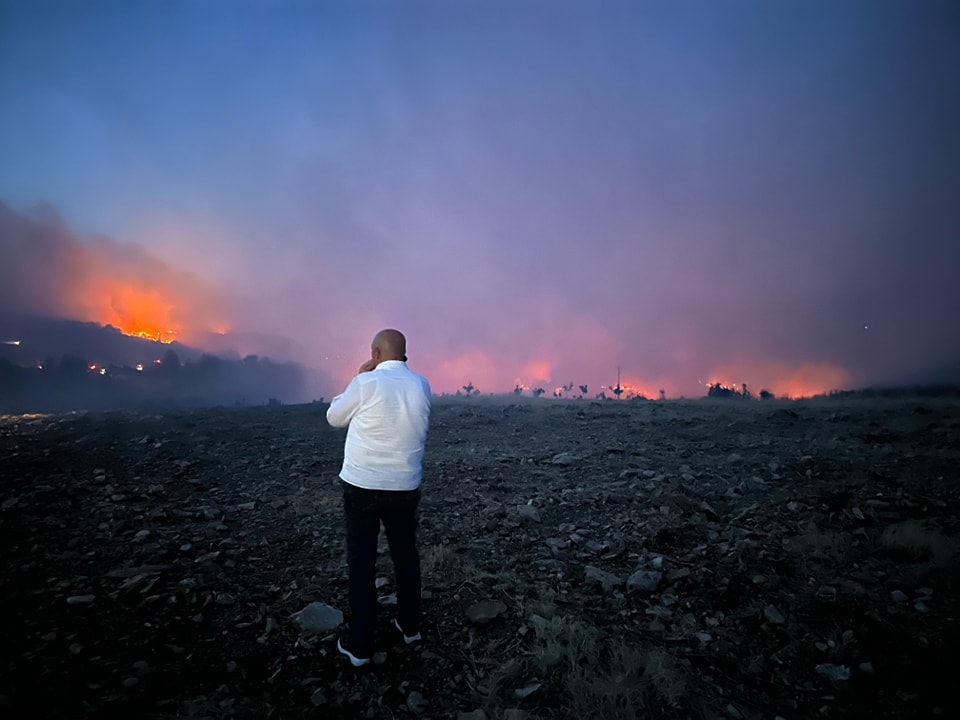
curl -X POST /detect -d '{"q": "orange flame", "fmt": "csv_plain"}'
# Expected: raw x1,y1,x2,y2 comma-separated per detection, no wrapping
91,279,180,343
704,362,850,399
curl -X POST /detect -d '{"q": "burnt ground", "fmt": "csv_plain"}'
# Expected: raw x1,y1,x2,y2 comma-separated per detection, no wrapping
1,396,958,720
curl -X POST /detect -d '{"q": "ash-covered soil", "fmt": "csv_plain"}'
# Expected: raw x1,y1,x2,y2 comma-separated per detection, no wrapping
1,397,958,720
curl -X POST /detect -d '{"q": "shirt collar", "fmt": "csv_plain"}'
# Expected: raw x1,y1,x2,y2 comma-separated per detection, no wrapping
375,360,406,370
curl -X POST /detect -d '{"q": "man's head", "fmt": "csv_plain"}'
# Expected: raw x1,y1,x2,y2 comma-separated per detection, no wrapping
370,329,408,365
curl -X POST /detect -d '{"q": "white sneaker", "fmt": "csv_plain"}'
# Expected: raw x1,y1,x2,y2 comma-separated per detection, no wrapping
337,638,371,667
393,618,422,645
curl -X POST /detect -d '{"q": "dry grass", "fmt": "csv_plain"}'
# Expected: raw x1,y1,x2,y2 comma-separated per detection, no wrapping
881,520,958,568
527,601,689,719
421,542,494,587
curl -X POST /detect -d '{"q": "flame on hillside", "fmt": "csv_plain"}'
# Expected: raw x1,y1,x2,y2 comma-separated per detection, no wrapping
0,202,233,348
704,362,850,399
83,279,180,343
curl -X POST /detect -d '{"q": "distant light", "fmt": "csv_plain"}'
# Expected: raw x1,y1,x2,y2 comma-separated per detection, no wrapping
36,364,43,370
863,325,869,330
2,340,21,346
136,363,144,372
99,368,107,376
154,359,162,364
88,363,97,371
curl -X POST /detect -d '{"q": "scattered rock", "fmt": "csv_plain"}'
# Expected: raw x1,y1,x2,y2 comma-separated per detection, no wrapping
458,711,487,720
293,602,343,634
2,396,954,720
585,565,623,591
406,690,426,713
763,605,785,624
466,600,507,624
514,681,541,699
627,569,662,594
502,710,528,720
516,504,541,522
816,663,851,685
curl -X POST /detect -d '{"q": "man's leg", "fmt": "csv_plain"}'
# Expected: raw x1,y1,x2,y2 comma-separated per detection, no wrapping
342,482,380,657
381,488,421,637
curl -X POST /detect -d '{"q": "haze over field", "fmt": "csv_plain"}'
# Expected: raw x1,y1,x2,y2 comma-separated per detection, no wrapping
2,1,958,400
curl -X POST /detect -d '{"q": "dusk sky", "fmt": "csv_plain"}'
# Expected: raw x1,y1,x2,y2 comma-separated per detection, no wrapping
2,0,958,399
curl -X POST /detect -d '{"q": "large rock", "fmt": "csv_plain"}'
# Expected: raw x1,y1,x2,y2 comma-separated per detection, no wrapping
516,504,541,522
584,565,623,591
293,602,343,634
466,600,507,624
627,569,662,594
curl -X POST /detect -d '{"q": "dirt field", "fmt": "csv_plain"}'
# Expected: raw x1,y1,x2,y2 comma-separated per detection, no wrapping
1,396,958,719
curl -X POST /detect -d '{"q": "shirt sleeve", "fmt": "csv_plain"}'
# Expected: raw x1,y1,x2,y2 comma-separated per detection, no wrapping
326,375,363,427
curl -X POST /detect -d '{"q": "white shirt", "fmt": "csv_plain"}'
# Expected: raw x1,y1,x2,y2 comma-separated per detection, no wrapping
326,360,432,491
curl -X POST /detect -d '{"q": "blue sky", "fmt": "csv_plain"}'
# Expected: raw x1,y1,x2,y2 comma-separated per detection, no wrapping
2,0,958,397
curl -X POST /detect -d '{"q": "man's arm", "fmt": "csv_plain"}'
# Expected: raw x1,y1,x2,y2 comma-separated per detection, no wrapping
326,375,363,427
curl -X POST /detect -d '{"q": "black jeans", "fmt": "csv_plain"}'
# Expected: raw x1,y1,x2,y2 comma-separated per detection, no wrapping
342,481,421,656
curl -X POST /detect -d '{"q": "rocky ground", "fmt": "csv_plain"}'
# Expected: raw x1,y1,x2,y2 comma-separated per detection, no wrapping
1,396,958,719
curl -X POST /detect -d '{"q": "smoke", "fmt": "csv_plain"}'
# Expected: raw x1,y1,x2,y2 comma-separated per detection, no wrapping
2,193,955,400
0,200,235,347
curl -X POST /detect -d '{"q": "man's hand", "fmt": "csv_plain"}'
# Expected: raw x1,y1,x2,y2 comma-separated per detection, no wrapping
358,358,378,374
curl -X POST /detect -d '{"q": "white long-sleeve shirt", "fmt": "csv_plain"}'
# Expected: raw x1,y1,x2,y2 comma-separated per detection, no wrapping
326,360,432,490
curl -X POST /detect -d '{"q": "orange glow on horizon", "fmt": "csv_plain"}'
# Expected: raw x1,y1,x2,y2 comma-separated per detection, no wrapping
29,226,235,350
704,362,850,399
61,274,231,347
91,279,180,343
603,375,656,399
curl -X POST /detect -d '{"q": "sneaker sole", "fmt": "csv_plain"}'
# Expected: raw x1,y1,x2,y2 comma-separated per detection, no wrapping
393,618,422,645
337,638,371,667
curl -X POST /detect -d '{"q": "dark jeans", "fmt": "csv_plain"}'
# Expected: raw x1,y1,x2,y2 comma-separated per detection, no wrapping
342,481,421,656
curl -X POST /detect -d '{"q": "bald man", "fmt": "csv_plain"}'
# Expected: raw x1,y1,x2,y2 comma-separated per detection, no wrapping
326,329,432,666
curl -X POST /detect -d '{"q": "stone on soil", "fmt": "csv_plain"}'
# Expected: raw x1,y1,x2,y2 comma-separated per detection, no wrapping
627,569,662,594
466,600,507,624
294,602,343,634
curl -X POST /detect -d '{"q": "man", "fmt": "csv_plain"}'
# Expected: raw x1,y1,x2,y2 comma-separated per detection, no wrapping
326,329,432,667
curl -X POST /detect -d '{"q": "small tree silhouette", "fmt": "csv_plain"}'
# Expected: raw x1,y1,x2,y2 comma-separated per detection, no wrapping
513,385,523,396
707,382,753,399
759,389,775,400
612,365,623,399
462,381,475,397
532,387,545,398
659,389,666,401
578,384,588,396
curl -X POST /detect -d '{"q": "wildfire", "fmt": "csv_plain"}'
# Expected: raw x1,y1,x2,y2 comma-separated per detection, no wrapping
704,362,850,399
87,279,181,343
602,381,652,399
5,201,236,350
